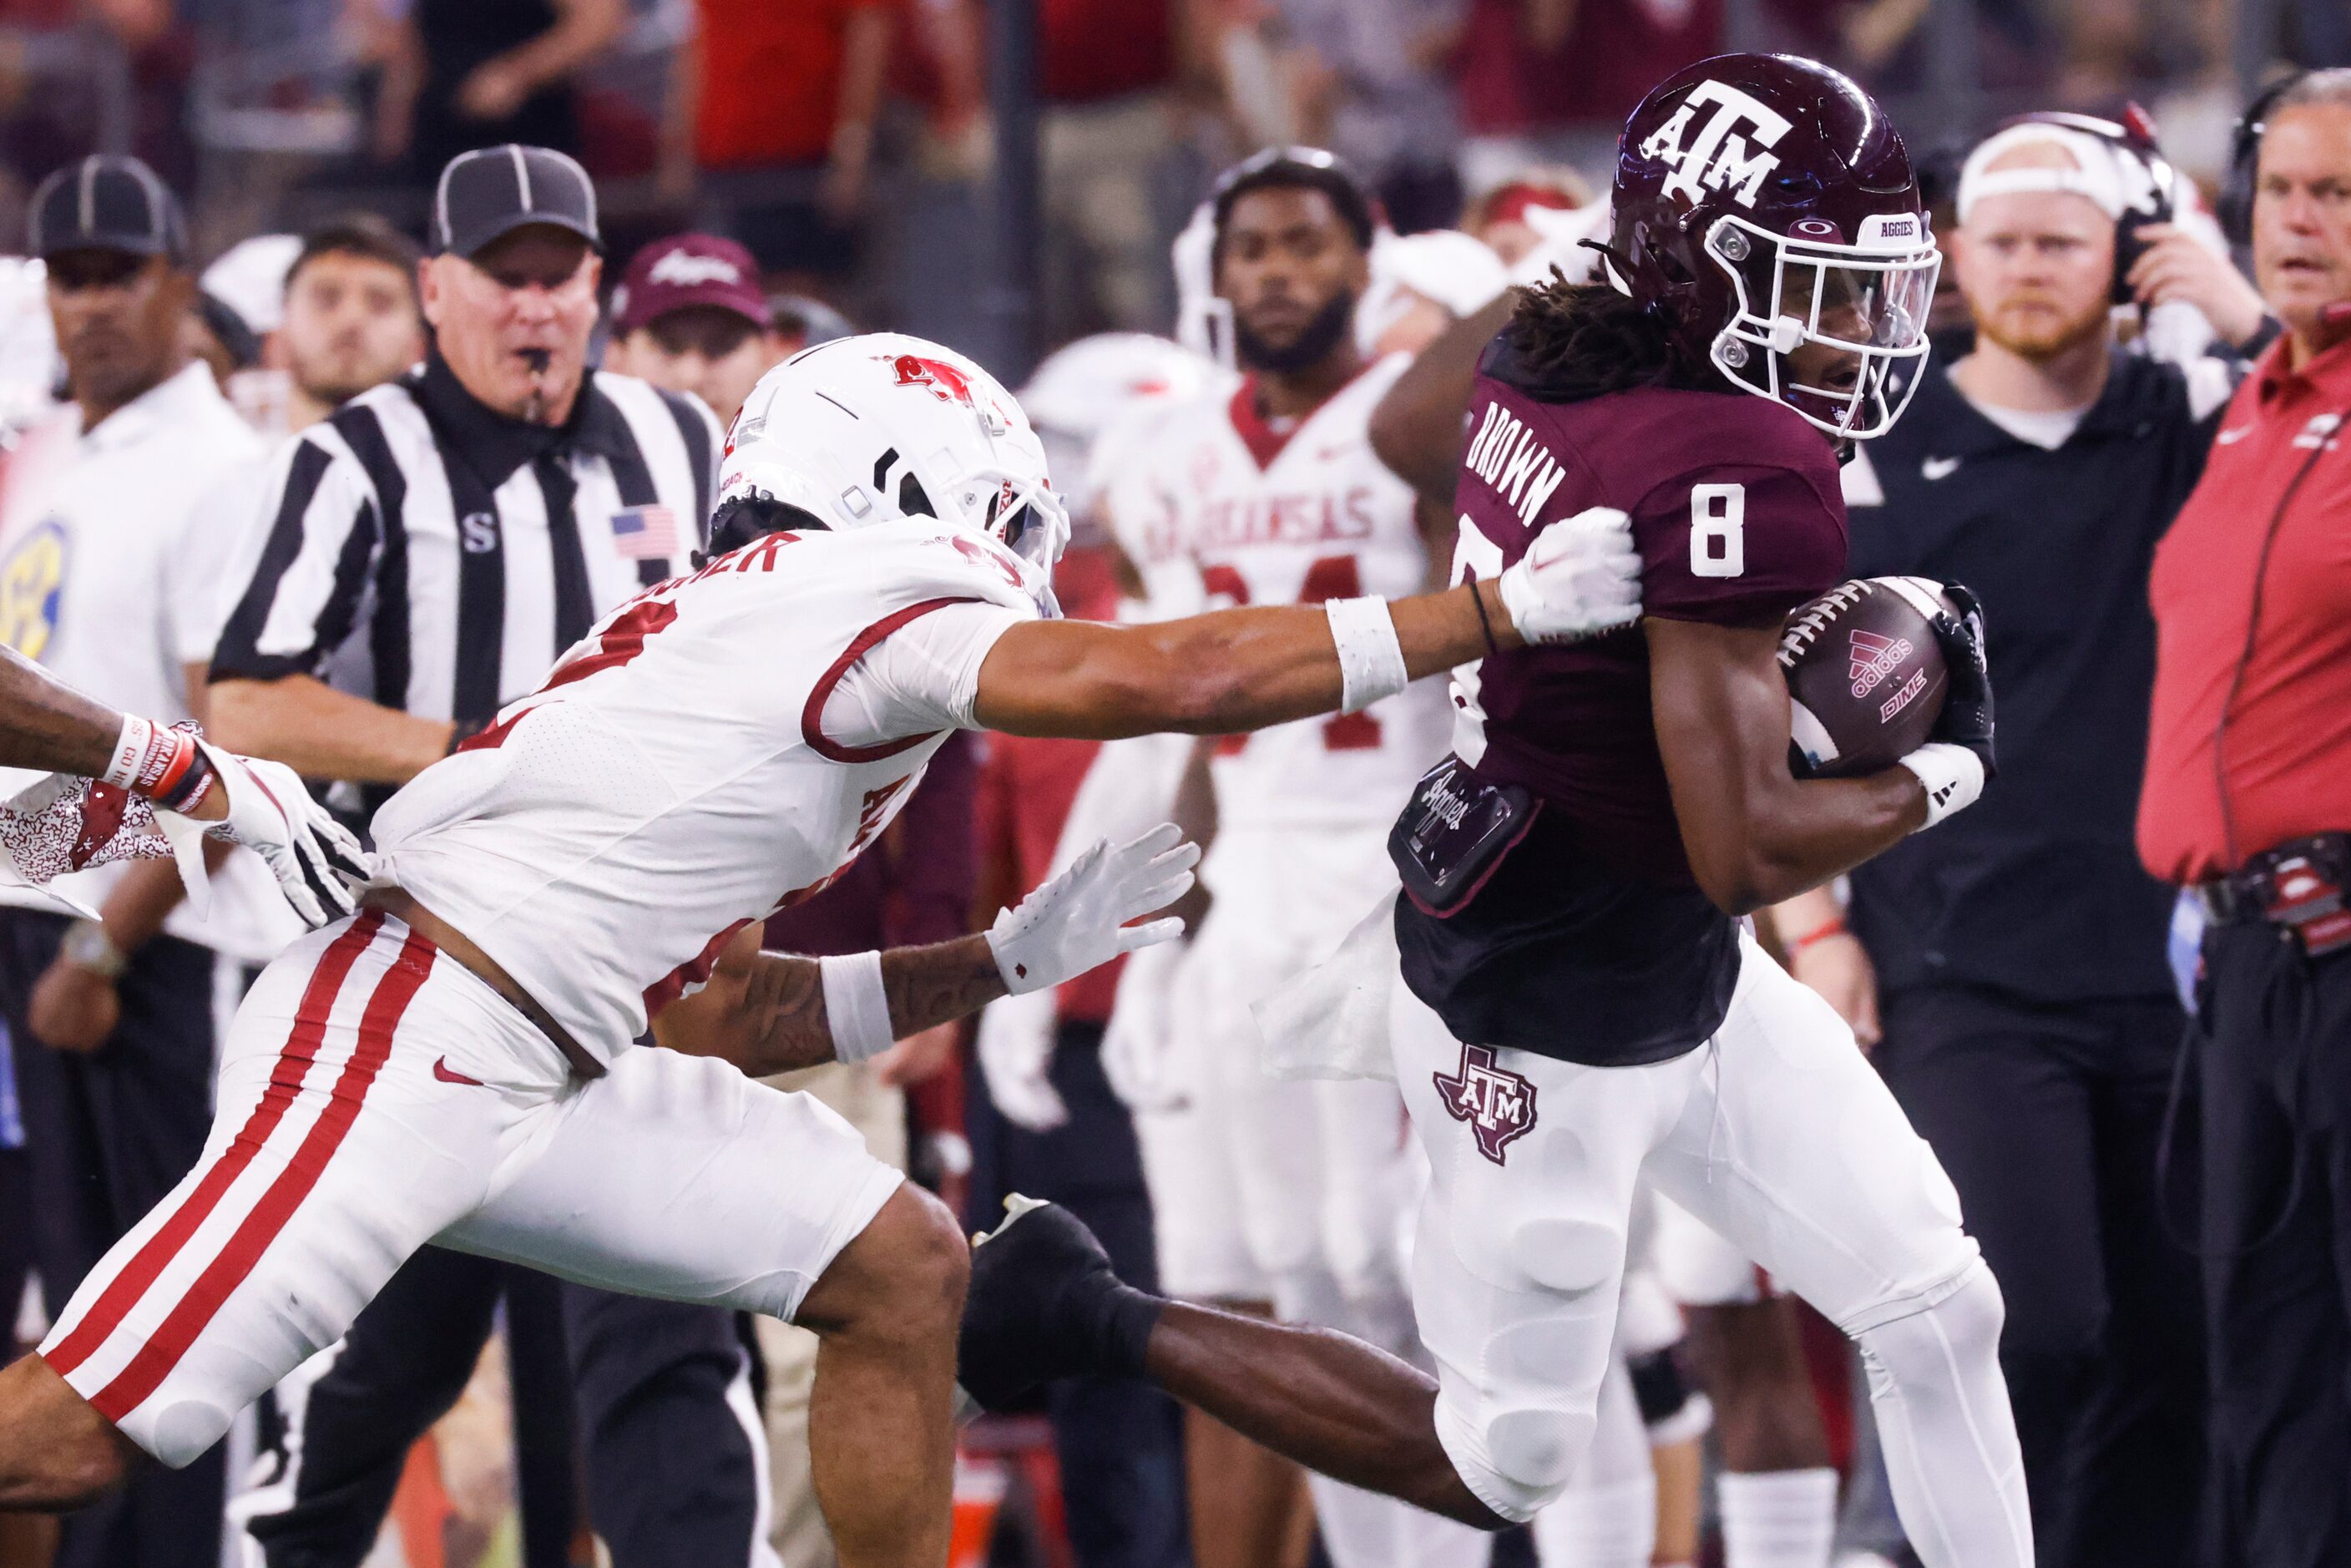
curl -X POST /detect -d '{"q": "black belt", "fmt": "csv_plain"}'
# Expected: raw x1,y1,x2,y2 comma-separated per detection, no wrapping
2198,833,2351,954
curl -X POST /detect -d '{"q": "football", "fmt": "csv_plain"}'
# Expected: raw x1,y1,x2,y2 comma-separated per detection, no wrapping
1778,576,1954,778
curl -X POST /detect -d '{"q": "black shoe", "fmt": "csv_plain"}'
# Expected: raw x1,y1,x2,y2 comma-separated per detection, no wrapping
957,1195,1164,1411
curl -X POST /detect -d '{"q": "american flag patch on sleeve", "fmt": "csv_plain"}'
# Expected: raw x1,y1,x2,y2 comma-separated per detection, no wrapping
609,504,680,560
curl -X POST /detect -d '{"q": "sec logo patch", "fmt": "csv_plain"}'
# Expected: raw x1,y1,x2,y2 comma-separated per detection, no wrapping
0,519,68,659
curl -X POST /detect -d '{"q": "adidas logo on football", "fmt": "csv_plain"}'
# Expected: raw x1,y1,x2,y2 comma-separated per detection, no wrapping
1848,629,1914,698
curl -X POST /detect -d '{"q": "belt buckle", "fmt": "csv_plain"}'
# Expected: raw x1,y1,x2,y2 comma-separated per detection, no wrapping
2258,853,2351,956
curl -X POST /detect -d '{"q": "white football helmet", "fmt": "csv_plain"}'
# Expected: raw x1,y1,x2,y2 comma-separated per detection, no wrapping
717,331,1070,609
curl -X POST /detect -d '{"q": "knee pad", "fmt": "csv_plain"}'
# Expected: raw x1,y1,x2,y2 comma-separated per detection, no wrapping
1434,1388,1595,1525
1854,1258,2006,1393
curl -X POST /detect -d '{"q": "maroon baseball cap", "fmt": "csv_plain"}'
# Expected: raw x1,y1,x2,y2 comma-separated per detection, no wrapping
610,234,767,336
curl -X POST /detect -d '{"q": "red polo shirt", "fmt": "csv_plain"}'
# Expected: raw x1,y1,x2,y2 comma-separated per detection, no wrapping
2139,334,2351,883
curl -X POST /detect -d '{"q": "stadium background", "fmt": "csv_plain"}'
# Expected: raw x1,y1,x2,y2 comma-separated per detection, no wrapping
0,0,2331,1563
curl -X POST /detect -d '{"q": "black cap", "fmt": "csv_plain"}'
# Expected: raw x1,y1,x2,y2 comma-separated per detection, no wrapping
431,144,601,259
28,154,187,264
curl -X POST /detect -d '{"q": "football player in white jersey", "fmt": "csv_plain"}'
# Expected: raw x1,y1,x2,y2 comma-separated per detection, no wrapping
1149,147,1480,1568
0,332,1641,1568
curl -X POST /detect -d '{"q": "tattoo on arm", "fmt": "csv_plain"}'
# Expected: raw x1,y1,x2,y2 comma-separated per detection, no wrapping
727,933,1009,1078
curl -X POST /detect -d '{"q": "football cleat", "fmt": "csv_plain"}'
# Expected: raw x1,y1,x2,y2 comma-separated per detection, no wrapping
956,1195,1163,1411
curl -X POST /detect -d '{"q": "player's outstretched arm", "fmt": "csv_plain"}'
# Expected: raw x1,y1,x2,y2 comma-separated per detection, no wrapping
655,826,1200,1077
974,507,1642,741
0,646,153,785
1650,617,1932,916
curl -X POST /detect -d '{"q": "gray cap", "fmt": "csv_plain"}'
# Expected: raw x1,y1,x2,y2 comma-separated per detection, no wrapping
28,154,186,263
431,144,600,258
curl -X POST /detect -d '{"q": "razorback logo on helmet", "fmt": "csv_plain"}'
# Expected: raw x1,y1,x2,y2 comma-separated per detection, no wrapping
887,352,977,406
884,353,1012,434
1638,79,1794,210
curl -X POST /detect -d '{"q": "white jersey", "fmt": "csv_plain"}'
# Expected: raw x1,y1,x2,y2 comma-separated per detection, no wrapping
1159,357,1449,832
372,519,1039,1064
1091,375,1236,623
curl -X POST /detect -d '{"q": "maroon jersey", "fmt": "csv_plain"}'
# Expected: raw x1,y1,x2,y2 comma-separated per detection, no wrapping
1454,375,1847,882
1393,344,1846,1066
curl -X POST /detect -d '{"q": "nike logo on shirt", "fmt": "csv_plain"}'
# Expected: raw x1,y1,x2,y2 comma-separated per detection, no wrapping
1921,456,1961,481
433,1056,484,1086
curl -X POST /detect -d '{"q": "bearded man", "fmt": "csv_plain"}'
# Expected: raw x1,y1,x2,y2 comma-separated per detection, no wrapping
1764,116,2265,1568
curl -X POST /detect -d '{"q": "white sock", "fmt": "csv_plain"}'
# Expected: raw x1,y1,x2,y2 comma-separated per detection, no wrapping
1718,1467,1838,1568
1530,1473,1656,1568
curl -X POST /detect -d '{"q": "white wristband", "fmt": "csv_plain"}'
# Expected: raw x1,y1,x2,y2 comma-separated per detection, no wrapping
1898,743,1985,829
820,950,895,1063
103,714,158,790
1325,595,1409,713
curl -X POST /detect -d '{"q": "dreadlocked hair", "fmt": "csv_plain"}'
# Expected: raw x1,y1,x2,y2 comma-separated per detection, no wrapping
1501,270,1681,402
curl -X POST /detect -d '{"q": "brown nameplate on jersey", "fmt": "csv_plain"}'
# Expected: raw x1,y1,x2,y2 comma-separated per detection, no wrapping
1390,756,1541,918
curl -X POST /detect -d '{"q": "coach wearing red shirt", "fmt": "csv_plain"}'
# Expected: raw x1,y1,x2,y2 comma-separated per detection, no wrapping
2140,68,2351,1565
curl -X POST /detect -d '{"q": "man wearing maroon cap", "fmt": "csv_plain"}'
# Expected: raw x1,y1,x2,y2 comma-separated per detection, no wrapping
604,233,787,428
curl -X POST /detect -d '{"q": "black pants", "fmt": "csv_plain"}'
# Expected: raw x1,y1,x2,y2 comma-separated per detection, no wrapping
244,1248,769,1568
2197,919,2351,1565
0,909,235,1568
1878,984,2205,1568
968,1019,1187,1568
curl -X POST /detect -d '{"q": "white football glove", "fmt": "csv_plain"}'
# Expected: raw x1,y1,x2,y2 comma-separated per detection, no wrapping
1100,934,1191,1113
977,987,1067,1131
155,742,372,928
1497,506,1642,643
987,822,1199,995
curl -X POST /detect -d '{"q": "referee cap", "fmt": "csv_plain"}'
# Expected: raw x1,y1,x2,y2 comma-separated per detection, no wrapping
432,144,601,259
28,154,187,264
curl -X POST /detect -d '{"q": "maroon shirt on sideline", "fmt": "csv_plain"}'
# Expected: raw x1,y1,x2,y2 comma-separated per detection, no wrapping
1393,341,1847,1066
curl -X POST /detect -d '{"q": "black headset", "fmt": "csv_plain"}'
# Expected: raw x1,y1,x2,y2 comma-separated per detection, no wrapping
1992,107,2181,303
2219,72,2308,247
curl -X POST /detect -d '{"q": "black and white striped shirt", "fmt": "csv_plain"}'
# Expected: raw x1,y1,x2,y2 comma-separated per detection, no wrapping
213,353,716,741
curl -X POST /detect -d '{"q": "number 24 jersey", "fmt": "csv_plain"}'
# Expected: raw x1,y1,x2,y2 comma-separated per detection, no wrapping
1157,355,1452,832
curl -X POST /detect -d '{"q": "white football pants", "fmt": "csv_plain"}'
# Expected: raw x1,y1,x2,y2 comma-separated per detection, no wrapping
1393,930,2032,1568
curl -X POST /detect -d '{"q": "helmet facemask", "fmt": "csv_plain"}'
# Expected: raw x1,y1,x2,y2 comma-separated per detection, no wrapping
1701,212,1940,440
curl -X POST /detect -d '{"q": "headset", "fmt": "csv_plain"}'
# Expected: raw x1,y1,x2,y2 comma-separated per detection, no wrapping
2218,71,2308,247
1980,106,2182,303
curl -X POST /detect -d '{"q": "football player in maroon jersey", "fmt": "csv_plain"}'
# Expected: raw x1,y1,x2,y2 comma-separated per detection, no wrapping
961,54,2030,1568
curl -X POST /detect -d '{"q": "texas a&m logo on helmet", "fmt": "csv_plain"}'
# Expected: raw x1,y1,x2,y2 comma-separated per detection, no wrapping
1636,78,1793,211
1433,1043,1538,1165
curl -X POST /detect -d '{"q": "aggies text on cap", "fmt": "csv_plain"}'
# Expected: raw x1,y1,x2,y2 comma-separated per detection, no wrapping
609,234,768,336
28,155,187,264
432,144,601,259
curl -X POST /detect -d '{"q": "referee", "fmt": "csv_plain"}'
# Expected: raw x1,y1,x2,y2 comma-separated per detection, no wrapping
209,146,772,1568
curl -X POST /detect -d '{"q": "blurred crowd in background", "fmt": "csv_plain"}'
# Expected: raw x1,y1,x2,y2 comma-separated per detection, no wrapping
0,0,2335,377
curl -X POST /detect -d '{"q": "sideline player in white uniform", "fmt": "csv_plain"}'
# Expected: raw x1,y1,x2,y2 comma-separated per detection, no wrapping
0,332,1642,1568
1152,149,1473,1568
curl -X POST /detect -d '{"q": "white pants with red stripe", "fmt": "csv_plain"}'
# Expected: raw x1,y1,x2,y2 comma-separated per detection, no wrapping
38,910,902,1469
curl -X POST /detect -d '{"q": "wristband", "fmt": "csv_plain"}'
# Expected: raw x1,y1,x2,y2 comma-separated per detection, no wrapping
1469,579,1502,657
820,950,896,1063
1898,743,1985,829
1788,916,1849,953
104,714,195,798
1325,596,1409,713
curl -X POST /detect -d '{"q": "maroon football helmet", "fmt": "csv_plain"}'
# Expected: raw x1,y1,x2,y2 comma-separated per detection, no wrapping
1606,53,1939,439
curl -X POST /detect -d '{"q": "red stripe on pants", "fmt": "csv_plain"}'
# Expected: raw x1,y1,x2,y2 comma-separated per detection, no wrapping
43,912,387,1378
89,923,438,1421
